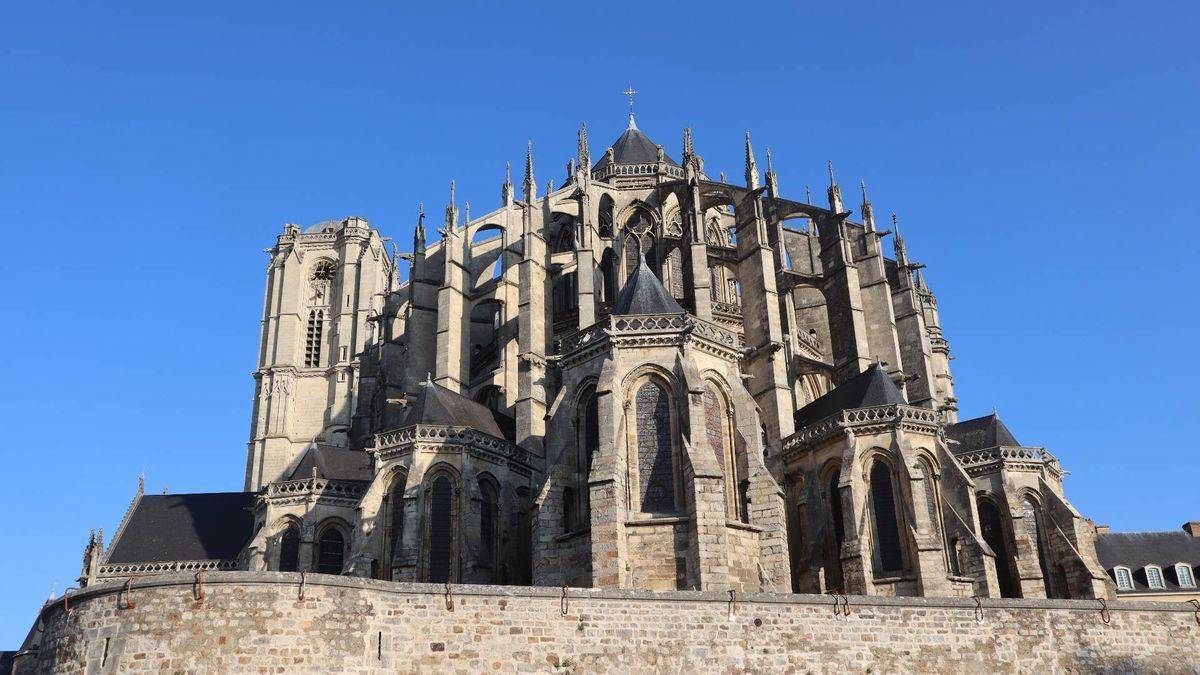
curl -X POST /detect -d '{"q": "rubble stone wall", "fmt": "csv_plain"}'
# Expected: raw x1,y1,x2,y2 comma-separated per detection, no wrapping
20,572,1199,674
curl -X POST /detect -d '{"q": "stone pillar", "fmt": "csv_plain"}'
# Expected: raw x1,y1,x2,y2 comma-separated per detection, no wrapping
732,192,795,468
435,225,469,393
588,356,627,588
817,215,873,383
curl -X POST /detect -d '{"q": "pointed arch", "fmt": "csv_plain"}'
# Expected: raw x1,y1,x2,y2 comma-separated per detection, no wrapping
314,519,350,575
477,473,501,583
977,495,1019,598
277,522,301,572
598,194,615,238
628,373,680,514
868,458,904,575
702,378,744,521
1019,492,1057,598
822,462,846,591
382,468,408,580
421,466,460,583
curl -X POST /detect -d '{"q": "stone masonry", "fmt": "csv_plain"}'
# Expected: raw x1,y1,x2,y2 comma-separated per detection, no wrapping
21,572,1199,674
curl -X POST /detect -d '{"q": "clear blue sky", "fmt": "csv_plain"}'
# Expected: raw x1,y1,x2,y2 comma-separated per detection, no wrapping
2,0,1197,645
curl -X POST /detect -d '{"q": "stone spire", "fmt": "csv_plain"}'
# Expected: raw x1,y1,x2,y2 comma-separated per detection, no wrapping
414,203,426,254
892,213,910,267
765,147,780,197
523,141,537,202
827,161,843,212
444,181,458,230
860,179,876,231
577,123,591,169
502,162,513,206
744,131,759,190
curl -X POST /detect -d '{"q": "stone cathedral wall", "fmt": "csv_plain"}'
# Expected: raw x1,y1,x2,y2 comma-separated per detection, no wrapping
23,572,1198,674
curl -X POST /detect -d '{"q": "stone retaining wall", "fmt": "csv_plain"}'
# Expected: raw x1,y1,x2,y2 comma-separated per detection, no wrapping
19,572,1200,673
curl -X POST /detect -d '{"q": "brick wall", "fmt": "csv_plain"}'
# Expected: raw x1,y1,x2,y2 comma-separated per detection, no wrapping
22,572,1199,673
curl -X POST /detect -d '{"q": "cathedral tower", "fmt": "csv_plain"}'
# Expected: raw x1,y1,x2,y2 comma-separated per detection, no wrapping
244,217,392,490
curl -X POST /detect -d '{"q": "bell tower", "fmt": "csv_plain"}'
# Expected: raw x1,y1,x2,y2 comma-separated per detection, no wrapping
244,217,392,491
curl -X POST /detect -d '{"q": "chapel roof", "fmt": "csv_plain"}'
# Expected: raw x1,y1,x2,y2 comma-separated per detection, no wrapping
793,363,906,429
286,445,373,482
946,413,1021,453
611,258,685,316
105,492,256,564
591,119,680,170
400,377,508,439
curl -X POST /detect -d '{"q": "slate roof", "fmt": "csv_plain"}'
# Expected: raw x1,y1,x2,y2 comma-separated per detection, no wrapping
105,492,256,564
946,413,1021,453
286,445,373,482
592,123,679,170
400,378,507,439
611,259,684,315
793,363,905,429
1096,530,1200,594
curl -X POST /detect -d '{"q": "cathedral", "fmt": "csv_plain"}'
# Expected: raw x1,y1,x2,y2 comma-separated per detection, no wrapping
79,109,1115,602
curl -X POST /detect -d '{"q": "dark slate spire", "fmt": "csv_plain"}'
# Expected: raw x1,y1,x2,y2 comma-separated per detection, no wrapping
793,362,905,429
611,256,684,315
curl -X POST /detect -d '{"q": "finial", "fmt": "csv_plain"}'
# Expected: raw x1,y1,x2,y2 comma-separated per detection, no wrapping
827,161,837,187
623,84,639,129
505,161,512,185
892,213,900,235
523,140,536,201
577,123,591,168
743,131,759,189
449,180,456,206
683,127,694,158
766,147,774,173
860,179,869,202
860,179,875,232
719,171,727,183
464,201,471,224
425,372,432,386
805,185,812,203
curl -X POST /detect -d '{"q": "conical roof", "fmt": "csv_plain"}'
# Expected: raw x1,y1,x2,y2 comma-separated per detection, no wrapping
946,413,1021,453
400,377,506,439
592,121,679,170
612,258,684,315
793,363,906,428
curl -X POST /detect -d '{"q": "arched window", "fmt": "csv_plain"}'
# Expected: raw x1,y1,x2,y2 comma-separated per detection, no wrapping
869,459,904,575
304,309,325,367
978,498,1019,598
667,247,684,299
703,383,742,521
600,250,618,305
315,526,346,575
826,470,845,591
623,236,642,277
479,477,500,582
598,196,614,238
572,386,599,530
1177,563,1196,588
1146,565,1166,589
1114,566,1134,591
634,380,676,513
423,472,457,583
384,473,407,580
278,525,300,572
1020,496,1055,597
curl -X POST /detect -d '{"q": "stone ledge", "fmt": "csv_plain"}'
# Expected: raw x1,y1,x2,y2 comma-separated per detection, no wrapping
46,571,1199,617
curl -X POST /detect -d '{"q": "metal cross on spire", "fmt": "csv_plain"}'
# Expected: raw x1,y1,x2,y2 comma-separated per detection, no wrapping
624,84,639,129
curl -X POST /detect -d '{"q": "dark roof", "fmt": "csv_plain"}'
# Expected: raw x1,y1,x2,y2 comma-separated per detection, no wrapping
592,122,679,170
401,378,506,439
946,413,1020,453
105,492,256,564
287,445,373,482
793,363,905,429
611,259,684,315
1096,530,1200,593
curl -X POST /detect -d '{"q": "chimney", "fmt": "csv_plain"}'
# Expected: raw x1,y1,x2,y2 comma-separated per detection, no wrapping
1183,521,1200,537
1094,524,1111,535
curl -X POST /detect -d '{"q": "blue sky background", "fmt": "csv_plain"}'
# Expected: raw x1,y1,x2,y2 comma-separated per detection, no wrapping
2,0,1197,645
